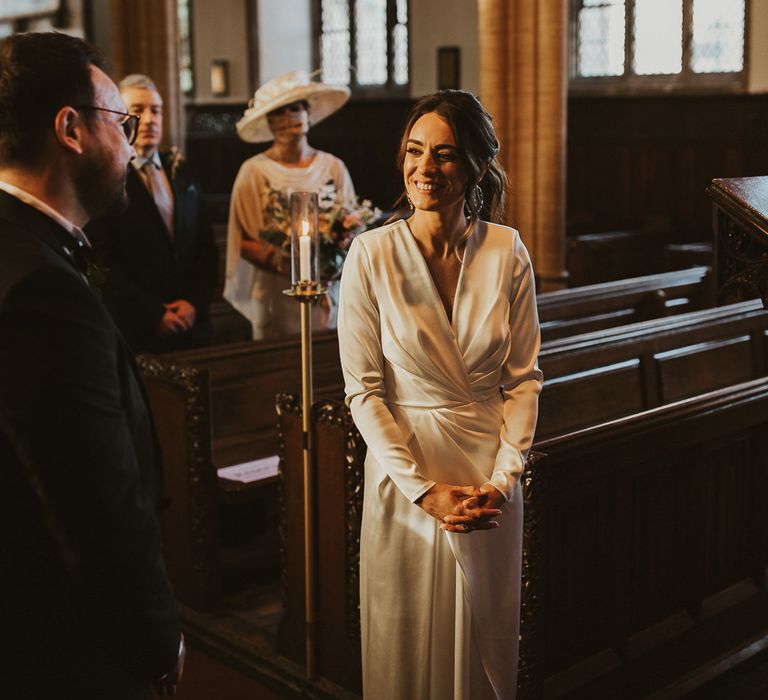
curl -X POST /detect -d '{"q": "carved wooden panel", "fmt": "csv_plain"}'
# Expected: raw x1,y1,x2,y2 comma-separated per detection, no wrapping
137,356,220,610
568,94,768,246
314,401,364,694
276,393,305,666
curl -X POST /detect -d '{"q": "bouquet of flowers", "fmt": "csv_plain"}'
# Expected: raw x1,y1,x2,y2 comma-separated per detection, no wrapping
259,179,381,281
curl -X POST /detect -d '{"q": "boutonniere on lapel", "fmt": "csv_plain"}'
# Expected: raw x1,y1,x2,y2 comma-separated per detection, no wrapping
168,146,185,181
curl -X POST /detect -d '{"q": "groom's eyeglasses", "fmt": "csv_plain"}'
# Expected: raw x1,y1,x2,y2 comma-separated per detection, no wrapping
76,105,140,145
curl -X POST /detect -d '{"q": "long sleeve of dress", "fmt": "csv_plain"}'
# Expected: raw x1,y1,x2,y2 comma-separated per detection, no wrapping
488,235,543,501
338,238,435,502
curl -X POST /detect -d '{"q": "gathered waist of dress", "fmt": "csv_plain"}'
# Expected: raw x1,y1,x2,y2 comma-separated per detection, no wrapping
387,390,501,411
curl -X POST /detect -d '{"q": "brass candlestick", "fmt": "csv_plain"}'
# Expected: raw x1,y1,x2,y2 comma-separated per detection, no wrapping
284,191,325,679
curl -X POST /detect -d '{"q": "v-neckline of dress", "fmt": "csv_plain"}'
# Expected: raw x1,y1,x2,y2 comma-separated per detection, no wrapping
402,219,473,334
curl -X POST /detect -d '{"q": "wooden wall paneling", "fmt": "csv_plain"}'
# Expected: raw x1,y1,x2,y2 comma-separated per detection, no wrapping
567,95,768,255
185,99,415,227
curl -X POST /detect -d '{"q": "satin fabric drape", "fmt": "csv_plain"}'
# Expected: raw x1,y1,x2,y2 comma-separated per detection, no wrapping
338,219,542,699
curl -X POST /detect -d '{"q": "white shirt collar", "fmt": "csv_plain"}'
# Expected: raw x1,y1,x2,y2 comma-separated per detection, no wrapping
0,180,91,247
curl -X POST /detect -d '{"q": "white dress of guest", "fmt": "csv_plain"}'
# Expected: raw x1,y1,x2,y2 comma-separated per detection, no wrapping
225,151,355,339
338,219,542,699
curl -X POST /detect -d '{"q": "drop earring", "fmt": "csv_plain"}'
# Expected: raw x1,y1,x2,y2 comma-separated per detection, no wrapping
474,184,485,212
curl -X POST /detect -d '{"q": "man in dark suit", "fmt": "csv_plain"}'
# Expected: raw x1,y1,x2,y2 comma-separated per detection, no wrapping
0,33,183,698
87,74,218,353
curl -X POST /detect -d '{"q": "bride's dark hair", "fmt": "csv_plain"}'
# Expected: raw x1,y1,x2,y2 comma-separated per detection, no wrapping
392,90,509,230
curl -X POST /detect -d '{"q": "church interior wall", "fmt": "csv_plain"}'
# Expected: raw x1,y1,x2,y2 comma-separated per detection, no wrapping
255,0,313,87
191,0,252,102
408,0,479,96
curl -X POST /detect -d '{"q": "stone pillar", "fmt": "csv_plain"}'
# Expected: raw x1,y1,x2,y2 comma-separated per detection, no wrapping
109,0,183,150
478,0,568,291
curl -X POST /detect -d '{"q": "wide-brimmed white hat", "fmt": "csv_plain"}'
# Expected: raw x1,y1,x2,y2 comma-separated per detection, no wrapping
236,70,350,143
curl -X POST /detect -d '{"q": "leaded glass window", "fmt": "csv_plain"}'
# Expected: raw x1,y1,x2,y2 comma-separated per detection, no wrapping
178,0,194,95
691,0,745,74
321,0,351,85
572,0,746,89
318,0,409,92
355,0,387,85
633,0,682,75
393,0,408,85
576,0,625,77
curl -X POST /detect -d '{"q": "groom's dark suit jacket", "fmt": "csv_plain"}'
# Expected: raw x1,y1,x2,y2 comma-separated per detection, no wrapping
87,152,219,353
0,190,180,698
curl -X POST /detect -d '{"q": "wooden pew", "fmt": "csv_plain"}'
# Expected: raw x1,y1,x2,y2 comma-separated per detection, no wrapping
137,357,221,610
142,297,765,609
149,330,344,467
537,298,768,439
137,332,344,609
537,265,712,341
518,378,768,698
206,263,715,348
276,299,768,692
279,379,768,698
146,264,714,472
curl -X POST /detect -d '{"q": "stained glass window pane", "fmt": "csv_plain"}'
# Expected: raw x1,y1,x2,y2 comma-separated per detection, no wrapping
178,0,193,94
577,0,625,77
692,0,744,73
633,0,682,75
355,0,387,85
321,0,350,85
396,0,408,25
393,23,408,85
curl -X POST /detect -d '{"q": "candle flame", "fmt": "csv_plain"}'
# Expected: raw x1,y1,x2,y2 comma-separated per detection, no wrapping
301,220,310,236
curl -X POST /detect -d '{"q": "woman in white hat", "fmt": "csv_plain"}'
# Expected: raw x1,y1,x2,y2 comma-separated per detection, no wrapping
224,70,356,340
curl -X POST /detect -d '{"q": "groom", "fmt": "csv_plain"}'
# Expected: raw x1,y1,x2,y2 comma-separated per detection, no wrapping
0,32,183,698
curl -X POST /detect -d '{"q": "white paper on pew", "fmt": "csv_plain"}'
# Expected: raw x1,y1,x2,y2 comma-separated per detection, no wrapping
217,455,279,484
